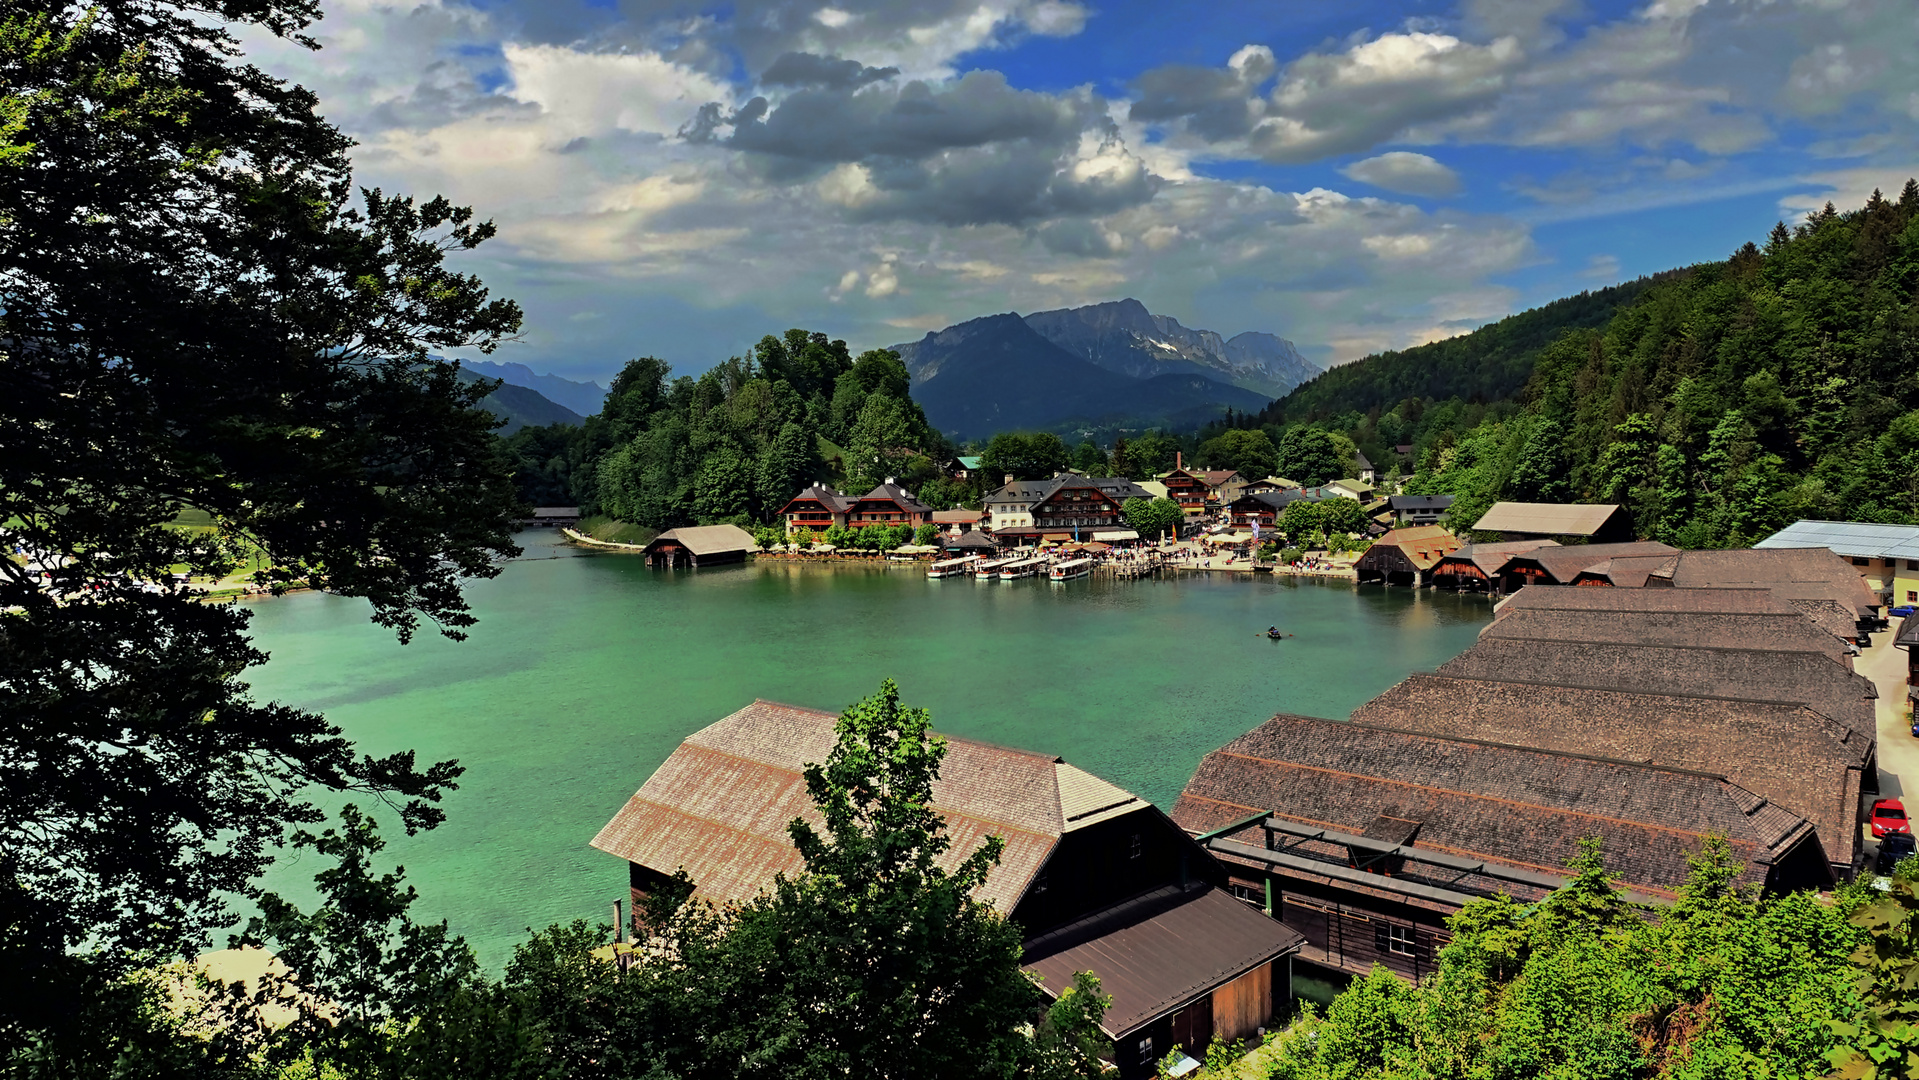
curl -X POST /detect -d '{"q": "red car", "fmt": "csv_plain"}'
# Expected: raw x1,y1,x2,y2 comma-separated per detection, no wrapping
1871,798,1911,839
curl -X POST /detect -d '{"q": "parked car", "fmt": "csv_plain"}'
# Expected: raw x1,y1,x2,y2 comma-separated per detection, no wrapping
1878,832,1916,875
1871,798,1911,839
1892,605,1916,618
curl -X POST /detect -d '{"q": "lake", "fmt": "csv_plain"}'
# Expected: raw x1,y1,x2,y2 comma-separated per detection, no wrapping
241,531,1493,968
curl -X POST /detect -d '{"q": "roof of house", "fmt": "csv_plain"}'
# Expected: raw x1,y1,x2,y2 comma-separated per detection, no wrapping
1388,495,1454,512
1898,617,1919,648
1325,479,1376,497
1023,885,1303,1037
1434,637,1876,737
1198,470,1243,487
957,456,982,469
1482,607,1850,660
932,509,983,523
1646,548,1882,613
1570,555,1670,587
1352,450,1374,472
1496,583,1863,642
853,481,933,512
1231,490,1296,511
782,484,855,513
1172,713,1817,896
1360,526,1461,570
1432,539,1561,576
1350,674,1869,870
1471,502,1626,536
1501,541,1680,584
645,524,759,556
1247,476,1301,491
987,473,1151,508
945,530,1000,549
591,700,1148,912
1756,520,1919,560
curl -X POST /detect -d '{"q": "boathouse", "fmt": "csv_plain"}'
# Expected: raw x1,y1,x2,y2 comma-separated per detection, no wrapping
1428,539,1558,592
1469,501,1634,543
1352,525,1460,585
641,524,757,568
591,700,1304,1076
1172,713,1827,982
1495,541,1678,588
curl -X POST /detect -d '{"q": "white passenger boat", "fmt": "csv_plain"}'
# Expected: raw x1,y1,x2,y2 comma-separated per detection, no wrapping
1048,557,1094,581
973,558,1016,579
926,555,978,579
999,557,1049,580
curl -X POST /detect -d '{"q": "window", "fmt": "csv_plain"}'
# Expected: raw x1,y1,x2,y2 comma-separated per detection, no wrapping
1138,1036,1153,1058
1909,590,1917,603
1855,557,1872,567
1229,882,1263,905
1032,871,1049,894
1387,925,1415,956
1129,833,1143,859
1907,560,1919,571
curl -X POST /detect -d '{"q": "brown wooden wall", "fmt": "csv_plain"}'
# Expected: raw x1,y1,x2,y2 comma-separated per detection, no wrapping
1211,962,1272,1043
1010,808,1220,936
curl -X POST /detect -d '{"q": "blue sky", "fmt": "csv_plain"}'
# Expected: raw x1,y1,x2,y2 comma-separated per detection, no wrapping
242,0,1919,383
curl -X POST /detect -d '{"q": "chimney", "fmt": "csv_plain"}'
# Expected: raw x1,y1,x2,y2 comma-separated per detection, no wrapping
1004,473,1014,486
885,476,895,485
1176,451,1183,470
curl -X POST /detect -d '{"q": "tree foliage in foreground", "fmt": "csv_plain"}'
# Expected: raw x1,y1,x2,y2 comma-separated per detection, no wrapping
0,0,525,1051
1258,838,1872,1080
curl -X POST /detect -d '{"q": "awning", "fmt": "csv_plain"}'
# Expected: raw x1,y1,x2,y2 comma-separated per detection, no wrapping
1042,533,1072,542
1092,530,1139,541
1022,884,1302,1037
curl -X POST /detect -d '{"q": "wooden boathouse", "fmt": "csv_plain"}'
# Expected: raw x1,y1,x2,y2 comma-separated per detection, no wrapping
1352,525,1460,586
641,524,757,568
591,700,1304,1077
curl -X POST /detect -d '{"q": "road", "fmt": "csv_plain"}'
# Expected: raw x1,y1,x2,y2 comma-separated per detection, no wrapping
1857,616,1915,868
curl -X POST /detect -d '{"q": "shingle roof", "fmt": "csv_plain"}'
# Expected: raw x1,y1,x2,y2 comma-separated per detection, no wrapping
1571,554,1670,587
646,524,759,556
1360,526,1461,570
1023,885,1303,1037
932,509,983,523
987,474,1147,508
1647,548,1882,614
590,700,1149,912
1172,714,1816,896
1472,502,1626,536
1502,541,1678,583
1495,583,1862,643
856,481,933,513
1482,607,1850,660
782,484,855,513
1898,617,1919,648
1756,520,1919,560
1432,539,1560,576
1351,674,1870,873
1435,637,1876,737
1388,495,1454,511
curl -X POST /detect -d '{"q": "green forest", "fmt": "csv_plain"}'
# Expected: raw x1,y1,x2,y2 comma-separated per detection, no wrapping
1236,185,1919,545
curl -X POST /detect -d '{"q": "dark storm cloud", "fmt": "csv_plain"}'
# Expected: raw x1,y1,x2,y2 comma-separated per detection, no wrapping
759,51,900,91
1036,218,1121,256
728,71,1081,162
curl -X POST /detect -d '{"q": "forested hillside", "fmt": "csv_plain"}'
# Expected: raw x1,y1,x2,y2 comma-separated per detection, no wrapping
499,330,956,528
1247,184,1919,546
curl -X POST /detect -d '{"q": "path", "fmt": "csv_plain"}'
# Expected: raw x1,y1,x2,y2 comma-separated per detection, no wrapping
1860,616,1916,799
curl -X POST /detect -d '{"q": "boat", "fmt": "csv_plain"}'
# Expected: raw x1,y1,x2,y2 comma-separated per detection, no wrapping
926,555,978,579
973,557,1017,580
998,557,1049,580
1265,628,1292,640
1048,558,1094,581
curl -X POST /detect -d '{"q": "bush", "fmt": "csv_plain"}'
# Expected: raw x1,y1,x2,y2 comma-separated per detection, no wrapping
1280,547,1303,563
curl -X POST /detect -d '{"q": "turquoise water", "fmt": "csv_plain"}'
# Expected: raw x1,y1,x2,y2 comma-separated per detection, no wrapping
241,532,1491,968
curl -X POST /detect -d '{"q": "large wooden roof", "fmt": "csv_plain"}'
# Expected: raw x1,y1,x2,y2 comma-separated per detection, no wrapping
644,524,758,556
1471,501,1625,536
1435,637,1876,738
1481,607,1851,661
1501,541,1678,584
1172,713,1818,898
1352,674,1870,874
591,700,1147,912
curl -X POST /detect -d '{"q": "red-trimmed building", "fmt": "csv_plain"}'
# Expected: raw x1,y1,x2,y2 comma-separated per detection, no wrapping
778,484,853,536
984,473,1152,542
845,479,934,530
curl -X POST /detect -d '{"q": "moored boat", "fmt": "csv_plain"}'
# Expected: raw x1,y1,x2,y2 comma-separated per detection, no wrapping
973,557,1016,579
1048,557,1094,581
998,557,1049,580
926,555,979,579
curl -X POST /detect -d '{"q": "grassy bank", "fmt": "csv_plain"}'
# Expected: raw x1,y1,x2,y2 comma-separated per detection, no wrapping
576,515,658,546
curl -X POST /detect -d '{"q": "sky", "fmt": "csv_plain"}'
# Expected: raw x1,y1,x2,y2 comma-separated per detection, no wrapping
239,0,1919,383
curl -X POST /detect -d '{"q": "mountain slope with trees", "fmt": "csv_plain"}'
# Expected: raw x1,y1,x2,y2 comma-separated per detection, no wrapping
1236,184,1919,546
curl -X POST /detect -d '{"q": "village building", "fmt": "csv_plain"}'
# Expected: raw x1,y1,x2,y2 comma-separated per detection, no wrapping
845,479,934,530
1225,491,1294,529
1172,714,1825,982
1386,495,1452,527
1897,617,1919,707
641,524,758,568
1352,525,1462,586
941,529,1000,555
1350,451,1376,485
778,483,853,536
1157,457,1244,515
1243,476,1301,496
1470,501,1635,543
984,473,1153,542
1756,520,1919,608
931,508,983,537
1429,540,1560,593
523,506,581,528
1322,479,1375,502
952,455,983,480
590,701,1305,1076
1495,541,1679,588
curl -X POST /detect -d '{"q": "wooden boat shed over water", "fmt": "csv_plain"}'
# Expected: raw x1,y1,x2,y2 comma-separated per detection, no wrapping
591,701,1304,1076
641,524,757,568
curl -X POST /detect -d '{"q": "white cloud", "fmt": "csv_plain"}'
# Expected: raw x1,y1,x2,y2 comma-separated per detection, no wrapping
1340,151,1462,196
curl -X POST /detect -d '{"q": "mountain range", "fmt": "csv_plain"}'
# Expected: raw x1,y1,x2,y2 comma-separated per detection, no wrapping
463,359,608,418
453,366,586,434
890,299,1318,439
